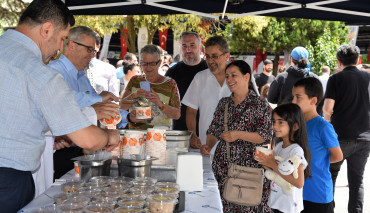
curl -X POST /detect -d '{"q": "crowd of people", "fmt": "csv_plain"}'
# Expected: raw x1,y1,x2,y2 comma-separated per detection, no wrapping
0,0,369,213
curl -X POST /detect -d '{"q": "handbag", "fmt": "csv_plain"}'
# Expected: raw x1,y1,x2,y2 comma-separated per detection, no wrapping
222,102,265,206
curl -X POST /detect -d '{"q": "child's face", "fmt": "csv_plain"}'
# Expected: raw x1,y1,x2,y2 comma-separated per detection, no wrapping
272,113,290,140
292,86,315,114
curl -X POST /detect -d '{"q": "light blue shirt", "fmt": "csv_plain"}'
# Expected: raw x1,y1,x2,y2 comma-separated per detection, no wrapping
0,30,91,171
49,55,102,108
49,55,128,128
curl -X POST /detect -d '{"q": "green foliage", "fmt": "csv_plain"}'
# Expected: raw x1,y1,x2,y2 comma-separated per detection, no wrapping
307,27,349,75
361,55,369,64
0,0,29,28
74,15,126,36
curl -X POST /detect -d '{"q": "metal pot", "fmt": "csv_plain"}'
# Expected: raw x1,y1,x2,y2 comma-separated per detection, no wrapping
117,157,153,178
77,159,112,181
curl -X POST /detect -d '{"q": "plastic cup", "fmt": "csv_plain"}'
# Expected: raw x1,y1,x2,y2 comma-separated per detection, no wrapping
134,106,151,120
255,146,273,160
121,131,145,156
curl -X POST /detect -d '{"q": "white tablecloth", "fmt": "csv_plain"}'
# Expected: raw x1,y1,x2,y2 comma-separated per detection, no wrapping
20,155,222,213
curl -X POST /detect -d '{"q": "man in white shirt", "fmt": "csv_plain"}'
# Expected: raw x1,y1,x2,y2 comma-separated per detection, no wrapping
182,36,231,149
318,66,330,94
87,32,119,96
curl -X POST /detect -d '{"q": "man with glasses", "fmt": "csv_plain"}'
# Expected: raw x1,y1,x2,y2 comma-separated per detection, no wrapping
49,26,125,179
0,1,119,212
182,36,231,150
165,32,207,136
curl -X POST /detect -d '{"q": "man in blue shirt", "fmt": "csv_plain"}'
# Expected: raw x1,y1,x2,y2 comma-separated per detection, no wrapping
49,26,129,179
0,0,120,212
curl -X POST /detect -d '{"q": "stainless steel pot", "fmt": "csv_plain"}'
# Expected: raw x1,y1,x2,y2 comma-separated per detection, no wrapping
77,159,112,181
117,157,153,178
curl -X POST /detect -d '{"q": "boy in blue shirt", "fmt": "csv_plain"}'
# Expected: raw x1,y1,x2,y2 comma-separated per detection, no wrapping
292,77,343,213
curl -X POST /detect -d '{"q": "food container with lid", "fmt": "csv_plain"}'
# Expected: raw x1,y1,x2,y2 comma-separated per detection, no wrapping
154,182,180,197
62,196,90,206
83,204,114,213
146,194,177,213
61,181,84,195
56,203,84,213
117,197,146,208
114,205,144,213
53,193,68,204
133,177,157,186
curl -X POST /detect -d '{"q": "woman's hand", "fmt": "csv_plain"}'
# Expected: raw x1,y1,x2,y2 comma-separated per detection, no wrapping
200,144,212,155
145,88,162,106
256,150,277,170
221,131,240,142
190,134,202,149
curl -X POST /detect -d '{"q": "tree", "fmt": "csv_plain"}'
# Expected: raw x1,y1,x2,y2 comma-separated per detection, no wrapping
307,28,349,75
74,15,126,36
0,0,29,28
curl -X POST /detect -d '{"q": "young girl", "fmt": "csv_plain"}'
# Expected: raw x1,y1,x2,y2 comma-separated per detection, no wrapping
257,103,311,213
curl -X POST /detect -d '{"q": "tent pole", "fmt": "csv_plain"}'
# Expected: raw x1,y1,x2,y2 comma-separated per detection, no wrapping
222,0,229,20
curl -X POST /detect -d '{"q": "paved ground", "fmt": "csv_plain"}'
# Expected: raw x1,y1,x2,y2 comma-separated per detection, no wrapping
334,159,370,213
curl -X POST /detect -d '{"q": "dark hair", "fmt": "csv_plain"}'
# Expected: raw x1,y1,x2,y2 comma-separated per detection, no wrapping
19,0,75,30
94,32,101,46
264,59,273,66
123,61,139,75
293,77,323,106
124,53,136,62
260,83,270,99
204,36,229,53
225,60,257,93
292,58,308,69
272,103,311,179
278,65,286,73
336,44,360,66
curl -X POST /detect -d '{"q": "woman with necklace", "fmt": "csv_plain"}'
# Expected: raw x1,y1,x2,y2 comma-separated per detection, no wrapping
121,45,180,129
201,60,273,212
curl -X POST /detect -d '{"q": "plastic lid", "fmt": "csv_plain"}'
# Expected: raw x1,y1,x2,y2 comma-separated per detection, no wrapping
84,204,113,213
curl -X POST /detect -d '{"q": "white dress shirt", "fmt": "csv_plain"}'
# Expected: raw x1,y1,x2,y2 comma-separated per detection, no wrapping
88,58,119,96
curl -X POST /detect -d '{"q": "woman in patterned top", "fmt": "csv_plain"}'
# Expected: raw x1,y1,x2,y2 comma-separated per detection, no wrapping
201,60,273,212
121,45,180,129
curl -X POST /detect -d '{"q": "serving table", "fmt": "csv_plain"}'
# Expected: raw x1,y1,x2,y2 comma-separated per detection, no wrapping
20,152,223,213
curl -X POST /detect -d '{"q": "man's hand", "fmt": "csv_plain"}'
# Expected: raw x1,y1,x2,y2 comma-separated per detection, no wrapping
54,135,73,150
190,134,202,149
100,91,119,102
92,102,120,120
200,144,211,155
120,99,136,111
104,129,120,152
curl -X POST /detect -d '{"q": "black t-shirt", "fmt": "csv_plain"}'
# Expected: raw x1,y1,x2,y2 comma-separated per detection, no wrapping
325,66,370,141
165,59,208,131
255,72,275,93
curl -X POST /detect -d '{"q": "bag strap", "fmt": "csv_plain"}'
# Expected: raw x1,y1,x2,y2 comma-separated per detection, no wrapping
224,102,231,163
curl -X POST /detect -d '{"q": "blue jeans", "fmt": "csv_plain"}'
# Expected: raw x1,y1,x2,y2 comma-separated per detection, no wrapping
330,140,370,213
0,167,35,213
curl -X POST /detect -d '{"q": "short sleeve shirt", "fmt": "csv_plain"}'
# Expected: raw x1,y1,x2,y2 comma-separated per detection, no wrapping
303,116,339,203
0,30,91,171
126,75,180,129
325,66,370,141
182,69,231,145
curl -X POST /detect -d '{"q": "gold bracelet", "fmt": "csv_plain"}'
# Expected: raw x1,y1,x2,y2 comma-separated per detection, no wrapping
159,102,166,111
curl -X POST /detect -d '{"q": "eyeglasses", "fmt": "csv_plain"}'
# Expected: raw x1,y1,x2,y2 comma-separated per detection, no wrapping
204,52,227,60
72,41,97,54
140,60,161,67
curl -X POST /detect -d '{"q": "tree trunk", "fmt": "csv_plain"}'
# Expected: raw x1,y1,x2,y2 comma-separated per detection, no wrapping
127,15,136,53
273,52,280,76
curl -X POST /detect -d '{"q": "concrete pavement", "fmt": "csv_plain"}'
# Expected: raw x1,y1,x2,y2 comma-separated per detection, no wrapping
334,159,370,213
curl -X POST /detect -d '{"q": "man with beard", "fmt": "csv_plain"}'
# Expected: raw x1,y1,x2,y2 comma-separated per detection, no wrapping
255,59,275,93
165,32,207,133
182,36,231,149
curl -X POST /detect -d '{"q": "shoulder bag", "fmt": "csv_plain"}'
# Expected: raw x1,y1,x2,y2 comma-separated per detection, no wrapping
222,102,265,206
